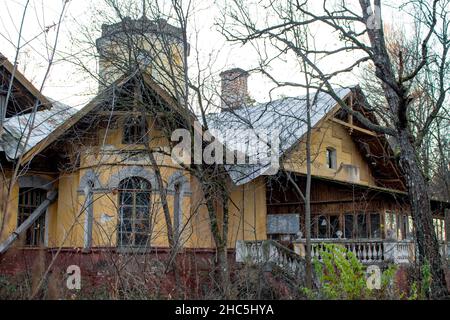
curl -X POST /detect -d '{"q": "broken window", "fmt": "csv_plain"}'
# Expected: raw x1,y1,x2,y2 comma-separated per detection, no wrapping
118,177,151,248
326,147,337,169
122,116,147,144
18,188,47,246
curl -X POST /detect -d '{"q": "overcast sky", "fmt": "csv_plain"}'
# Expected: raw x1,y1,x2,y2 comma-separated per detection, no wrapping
0,0,412,109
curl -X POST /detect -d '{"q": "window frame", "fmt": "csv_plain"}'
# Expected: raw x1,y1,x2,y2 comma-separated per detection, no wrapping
326,147,337,170
343,212,382,240
17,187,47,247
117,177,152,249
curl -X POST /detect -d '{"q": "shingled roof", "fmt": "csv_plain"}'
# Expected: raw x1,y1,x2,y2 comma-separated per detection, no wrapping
0,100,76,160
206,87,353,185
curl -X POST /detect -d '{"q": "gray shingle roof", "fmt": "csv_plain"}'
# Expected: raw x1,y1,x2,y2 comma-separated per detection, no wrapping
205,87,352,185
0,100,76,160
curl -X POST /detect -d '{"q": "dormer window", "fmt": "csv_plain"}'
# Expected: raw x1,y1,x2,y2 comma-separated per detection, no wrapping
326,147,337,169
123,116,147,144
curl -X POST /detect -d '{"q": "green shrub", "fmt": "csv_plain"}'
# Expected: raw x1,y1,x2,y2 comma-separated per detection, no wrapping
302,244,399,300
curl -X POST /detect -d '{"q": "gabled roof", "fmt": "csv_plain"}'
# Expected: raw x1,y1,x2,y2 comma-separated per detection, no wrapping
16,72,197,165
0,53,52,116
12,74,133,164
206,87,353,185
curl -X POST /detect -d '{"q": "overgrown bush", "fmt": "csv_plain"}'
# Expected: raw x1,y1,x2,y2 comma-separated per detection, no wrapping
231,263,286,299
301,244,402,300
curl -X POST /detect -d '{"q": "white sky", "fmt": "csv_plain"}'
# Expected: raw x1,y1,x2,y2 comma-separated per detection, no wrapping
0,0,413,109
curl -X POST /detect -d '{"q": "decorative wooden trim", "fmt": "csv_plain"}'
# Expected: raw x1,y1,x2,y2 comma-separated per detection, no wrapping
330,117,377,136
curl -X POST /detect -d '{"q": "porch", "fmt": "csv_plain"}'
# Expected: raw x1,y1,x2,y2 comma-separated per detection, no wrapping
254,174,449,266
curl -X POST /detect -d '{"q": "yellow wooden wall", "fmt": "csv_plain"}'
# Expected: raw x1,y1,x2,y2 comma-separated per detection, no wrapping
1,110,379,250
0,115,267,250
0,171,58,244
283,118,376,186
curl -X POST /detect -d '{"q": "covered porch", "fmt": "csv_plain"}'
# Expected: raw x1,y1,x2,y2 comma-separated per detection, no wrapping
237,174,449,266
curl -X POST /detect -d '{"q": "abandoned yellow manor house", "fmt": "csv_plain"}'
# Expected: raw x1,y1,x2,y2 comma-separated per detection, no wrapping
0,17,448,284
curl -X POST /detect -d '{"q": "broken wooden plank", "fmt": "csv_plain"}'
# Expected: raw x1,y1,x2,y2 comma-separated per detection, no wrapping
0,190,57,254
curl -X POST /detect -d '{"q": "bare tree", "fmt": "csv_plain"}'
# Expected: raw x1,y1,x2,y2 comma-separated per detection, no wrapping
218,0,450,297
0,0,70,249
50,0,239,298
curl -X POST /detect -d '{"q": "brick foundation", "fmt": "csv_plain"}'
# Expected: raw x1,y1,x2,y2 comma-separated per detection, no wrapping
0,247,237,299
1,248,449,298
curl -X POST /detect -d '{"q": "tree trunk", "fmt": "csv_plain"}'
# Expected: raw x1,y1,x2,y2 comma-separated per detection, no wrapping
216,243,231,297
203,187,231,298
397,129,449,298
305,80,313,289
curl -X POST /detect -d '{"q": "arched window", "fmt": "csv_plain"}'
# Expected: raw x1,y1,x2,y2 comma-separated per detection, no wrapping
122,116,147,144
326,147,337,169
118,177,151,248
18,187,47,246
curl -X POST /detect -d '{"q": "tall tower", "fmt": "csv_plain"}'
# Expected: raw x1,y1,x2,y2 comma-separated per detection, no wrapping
96,17,187,91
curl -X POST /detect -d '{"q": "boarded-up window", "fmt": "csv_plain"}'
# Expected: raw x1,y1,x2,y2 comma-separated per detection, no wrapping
18,188,47,246
267,214,300,235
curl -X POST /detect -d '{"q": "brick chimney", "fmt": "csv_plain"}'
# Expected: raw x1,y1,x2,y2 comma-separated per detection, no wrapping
220,68,249,110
